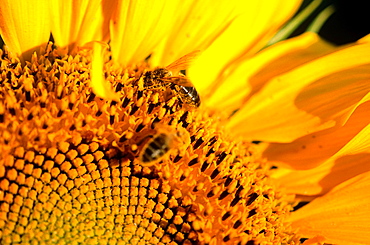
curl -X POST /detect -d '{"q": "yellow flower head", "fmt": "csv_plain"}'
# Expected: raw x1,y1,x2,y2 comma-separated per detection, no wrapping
1,0,370,244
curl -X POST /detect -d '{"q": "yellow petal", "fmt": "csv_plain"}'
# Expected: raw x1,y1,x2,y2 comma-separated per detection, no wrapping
273,151,370,196
90,41,120,100
265,100,370,169
226,42,370,142
189,0,302,96
268,102,370,196
0,0,50,60
153,0,244,66
357,33,370,44
288,171,370,244
50,0,112,52
110,0,180,66
204,32,335,115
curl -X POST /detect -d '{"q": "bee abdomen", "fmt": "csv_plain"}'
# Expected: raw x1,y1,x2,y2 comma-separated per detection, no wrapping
141,133,170,163
175,85,201,107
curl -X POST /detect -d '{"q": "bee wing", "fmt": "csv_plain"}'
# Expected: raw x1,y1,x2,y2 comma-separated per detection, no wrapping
165,50,201,71
161,76,194,87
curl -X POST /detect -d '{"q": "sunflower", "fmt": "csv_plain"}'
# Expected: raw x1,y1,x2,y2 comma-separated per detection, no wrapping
1,0,370,244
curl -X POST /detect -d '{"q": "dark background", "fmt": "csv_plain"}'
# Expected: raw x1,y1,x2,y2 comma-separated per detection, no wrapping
291,0,370,45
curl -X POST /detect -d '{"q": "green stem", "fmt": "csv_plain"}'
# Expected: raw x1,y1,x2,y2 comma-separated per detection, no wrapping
307,5,335,33
267,0,323,46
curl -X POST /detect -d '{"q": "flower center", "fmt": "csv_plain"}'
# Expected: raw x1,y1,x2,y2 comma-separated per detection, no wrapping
0,46,298,244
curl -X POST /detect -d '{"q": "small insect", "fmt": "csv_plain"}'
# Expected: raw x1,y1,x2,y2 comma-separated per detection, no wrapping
142,50,201,108
138,123,190,166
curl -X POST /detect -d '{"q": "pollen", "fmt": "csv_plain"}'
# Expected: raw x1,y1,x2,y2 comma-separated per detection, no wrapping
0,45,299,244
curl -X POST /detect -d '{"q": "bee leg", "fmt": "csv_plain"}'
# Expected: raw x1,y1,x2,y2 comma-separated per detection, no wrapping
163,86,176,102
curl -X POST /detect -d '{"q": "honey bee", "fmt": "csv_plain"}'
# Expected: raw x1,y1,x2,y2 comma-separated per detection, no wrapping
138,123,190,166
142,51,201,108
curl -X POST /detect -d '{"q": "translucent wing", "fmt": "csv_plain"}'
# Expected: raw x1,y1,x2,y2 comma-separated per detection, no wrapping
160,76,194,87
165,50,201,71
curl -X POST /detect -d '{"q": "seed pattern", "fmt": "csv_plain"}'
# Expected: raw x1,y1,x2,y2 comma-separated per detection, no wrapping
0,46,298,244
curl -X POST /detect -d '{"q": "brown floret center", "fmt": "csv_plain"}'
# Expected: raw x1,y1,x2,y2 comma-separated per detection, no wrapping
0,46,298,244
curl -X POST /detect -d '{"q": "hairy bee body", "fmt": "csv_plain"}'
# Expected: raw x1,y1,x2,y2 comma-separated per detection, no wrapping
143,68,170,89
138,124,190,166
141,51,201,108
140,133,170,163
170,83,201,108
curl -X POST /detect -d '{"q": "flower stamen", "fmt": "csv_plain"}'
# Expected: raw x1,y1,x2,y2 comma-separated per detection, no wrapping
0,45,299,244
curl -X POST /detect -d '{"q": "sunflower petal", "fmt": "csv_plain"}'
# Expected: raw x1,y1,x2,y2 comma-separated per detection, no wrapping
153,0,243,66
357,33,370,44
288,171,370,244
0,0,50,59
110,0,180,66
50,0,112,53
267,103,370,196
272,150,370,196
90,42,120,100
226,42,370,142
189,0,301,96
265,101,370,170
204,32,335,115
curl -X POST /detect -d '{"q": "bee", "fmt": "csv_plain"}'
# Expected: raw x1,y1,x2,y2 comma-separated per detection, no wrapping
142,51,201,108
138,123,190,166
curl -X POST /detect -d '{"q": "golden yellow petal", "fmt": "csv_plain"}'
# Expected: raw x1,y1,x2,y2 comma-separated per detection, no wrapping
50,0,112,52
204,32,335,115
0,0,50,60
153,0,244,66
110,0,181,66
91,41,120,100
273,150,370,196
357,33,370,44
265,100,370,167
288,171,370,244
266,102,370,196
227,42,370,143
189,0,302,96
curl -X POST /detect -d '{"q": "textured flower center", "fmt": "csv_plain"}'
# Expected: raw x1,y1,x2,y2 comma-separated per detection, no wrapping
0,46,298,244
